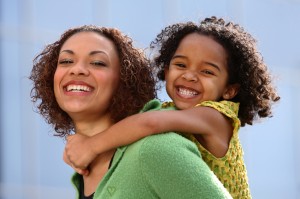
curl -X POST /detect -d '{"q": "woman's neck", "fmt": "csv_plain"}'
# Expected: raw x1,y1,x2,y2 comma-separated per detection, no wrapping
73,113,114,137
71,112,116,195
82,149,116,196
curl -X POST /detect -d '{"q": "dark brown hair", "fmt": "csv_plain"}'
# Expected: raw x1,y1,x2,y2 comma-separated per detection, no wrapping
150,16,280,126
30,25,156,137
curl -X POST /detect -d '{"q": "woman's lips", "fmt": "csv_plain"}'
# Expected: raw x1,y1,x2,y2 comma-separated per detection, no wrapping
63,80,94,94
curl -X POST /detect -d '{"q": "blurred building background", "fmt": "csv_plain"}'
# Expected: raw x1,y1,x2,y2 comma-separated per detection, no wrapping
0,0,299,198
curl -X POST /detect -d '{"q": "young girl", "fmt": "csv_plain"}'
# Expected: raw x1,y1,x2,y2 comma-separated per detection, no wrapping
64,17,280,199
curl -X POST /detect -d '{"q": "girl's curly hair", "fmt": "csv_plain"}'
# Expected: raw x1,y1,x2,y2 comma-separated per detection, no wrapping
30,25,157,137
150,16,280,126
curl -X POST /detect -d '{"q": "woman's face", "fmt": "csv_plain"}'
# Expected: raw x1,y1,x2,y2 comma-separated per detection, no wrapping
54,31,120,121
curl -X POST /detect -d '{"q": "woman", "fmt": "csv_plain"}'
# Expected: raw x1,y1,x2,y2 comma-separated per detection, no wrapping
30,25,231,198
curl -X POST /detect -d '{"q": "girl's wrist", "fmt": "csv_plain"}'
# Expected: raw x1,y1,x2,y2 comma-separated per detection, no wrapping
88,136,101,156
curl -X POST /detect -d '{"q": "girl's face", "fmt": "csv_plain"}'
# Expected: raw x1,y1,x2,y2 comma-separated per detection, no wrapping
165,33,238,110
54,31,120,121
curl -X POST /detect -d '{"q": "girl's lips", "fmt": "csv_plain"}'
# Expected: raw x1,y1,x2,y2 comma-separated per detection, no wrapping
176,86,199,99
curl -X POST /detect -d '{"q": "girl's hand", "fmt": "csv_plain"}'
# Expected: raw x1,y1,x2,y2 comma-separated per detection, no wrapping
64,134,98,175
63,149,89,176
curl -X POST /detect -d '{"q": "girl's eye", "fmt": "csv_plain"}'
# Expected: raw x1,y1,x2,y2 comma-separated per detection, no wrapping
58,59,73,65
91,61,107,67
202,70,214,75
175,63,186,68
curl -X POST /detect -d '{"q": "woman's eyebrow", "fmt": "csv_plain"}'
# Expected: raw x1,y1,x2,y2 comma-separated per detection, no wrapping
60,49,74,54
59,50,108,57
89,50,108,57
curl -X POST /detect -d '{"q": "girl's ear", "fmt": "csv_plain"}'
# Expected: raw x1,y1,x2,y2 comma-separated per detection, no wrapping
164,67,169,75
164,67,169,79
223,84,240,100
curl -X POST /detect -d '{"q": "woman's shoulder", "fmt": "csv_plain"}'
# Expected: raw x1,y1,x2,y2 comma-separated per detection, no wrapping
139,98,162,113
139,132,200,155
132,132,200,155
123,133,232,198
123,132,202,171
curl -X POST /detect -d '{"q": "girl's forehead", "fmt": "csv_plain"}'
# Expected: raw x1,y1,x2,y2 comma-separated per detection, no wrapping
177,33,227,55
173,33,229,71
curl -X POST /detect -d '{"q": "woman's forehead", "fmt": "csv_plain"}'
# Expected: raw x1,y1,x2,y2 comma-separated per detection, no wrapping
62,32,116,53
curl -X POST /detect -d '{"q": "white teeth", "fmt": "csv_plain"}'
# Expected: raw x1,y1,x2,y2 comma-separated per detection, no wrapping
66,85,91,92
178,87,198,97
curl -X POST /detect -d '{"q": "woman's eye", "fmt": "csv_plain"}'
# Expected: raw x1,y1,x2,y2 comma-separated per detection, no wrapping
91,61,106,67
58,59,73,64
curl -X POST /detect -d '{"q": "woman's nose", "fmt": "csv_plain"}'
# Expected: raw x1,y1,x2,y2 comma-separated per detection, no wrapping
69,62,89,76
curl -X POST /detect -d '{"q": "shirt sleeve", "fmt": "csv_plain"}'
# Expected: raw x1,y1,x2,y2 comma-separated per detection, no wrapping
139,99,162,113
138,133,232,199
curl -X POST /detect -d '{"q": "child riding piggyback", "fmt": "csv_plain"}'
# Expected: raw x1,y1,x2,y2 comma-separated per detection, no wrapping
64,16,280,199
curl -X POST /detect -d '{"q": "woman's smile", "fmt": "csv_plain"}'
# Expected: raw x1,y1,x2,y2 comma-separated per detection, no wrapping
54,31,120,119
63,80,94,96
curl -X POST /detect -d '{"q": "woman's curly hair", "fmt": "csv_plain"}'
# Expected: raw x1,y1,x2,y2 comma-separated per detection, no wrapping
30,25,157,137
150,16,280,126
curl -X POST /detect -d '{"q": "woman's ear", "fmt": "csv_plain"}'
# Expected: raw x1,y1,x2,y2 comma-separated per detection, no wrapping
223,84,240,100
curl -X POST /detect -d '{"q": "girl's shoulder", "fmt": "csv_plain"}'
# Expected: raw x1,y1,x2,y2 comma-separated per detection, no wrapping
197,100,239,116
197,100,240,127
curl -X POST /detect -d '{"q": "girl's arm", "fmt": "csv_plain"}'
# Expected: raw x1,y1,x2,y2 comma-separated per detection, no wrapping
65,106,232,173
92,106,231,153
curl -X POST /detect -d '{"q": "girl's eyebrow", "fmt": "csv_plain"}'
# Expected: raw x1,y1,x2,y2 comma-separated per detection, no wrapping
172,54,221,71
204,61,221,71
172,54,186,60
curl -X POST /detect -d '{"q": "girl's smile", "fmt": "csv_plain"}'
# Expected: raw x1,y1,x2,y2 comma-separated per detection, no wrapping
165,33,235,110
176,86,199,99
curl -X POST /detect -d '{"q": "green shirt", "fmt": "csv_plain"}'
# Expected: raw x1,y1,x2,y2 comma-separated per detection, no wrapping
71,99,232,199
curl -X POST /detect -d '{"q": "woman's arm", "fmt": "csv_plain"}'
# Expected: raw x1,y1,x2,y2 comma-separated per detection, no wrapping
65,106,231,172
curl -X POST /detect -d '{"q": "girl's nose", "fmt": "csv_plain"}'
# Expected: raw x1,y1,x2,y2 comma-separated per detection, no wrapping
182,71,198,82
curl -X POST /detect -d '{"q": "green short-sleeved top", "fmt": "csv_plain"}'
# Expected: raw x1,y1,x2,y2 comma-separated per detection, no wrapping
162,100,251,199
71,99,232,199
